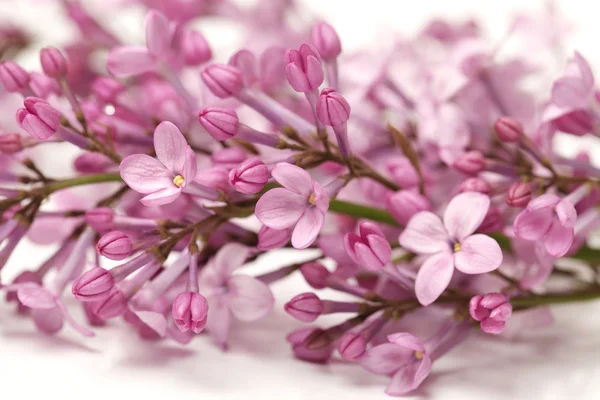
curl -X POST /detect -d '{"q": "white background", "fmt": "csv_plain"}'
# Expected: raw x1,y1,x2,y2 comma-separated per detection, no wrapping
1,1,600,399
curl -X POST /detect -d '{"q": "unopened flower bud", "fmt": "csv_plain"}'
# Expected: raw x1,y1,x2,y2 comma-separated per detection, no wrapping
201,64,243,98
453,150,485,175
0,61,30,93
317,87,350,126
16,97,60,140
553,110,594,136
300,262,330,289
180,30,212,66
0,133,24,154
338,332,366,360
506,182,532,207
40,46,68,78
494,116,523,142
198,106,239,140
211,147,246,168
85,207,115,232
469,293,512,334
96,231,133,260
72,267,114,302
257,225,292,250
344,222,391,271
311,22,342,62
93,288,127,320
285,43,324,93
172,292,209,333
386,190,431,226
284,292,323,322
91,77,125,102
229,157,269,194
459,177,492,195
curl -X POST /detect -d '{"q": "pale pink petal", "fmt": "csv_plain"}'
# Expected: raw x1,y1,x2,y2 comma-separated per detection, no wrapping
291,207,324,249
528,194,560,210
31,307,63,334
271,163,314,196
354,242,385,270
56,301,95,337
120,154,172,194
182,147,198,183
386,357,432,396
454,234,502,274
213,243,250,278
387,332,425,352
552,52,594,109
154,121,188,174
132,310,167,337
255,188,306,229
206,295,232,349
139,186,181,206
360,343,412,375
414,252,454,306
555,199,577,227
399,212,449,254
17,286,56,309
443,192,490,240
145,10,172,57
513,208,553,241
543,221,574,257
107,46,156,77
227,275,274,321
481,318,506,334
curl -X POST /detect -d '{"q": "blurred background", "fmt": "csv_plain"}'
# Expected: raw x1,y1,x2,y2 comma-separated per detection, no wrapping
0,1,598,399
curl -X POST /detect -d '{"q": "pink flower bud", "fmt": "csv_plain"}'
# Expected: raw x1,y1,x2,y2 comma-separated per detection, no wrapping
300,261,330,289
180,30,212,66
477,207,503,234
198,106,239,140
344,222,391,271
91,77,125,102
229,49,258,87
287,327,333,363
211,147,246,168
0,133,24,154
386,190,432,226
285,43,324,93
40,46,68,78
83,301,106,326
16,97,61,140
201,64,243,98
459,177,492,195
93,288,127,320
317,88,351,126
195,166,230,192
0,61,30,93
506,182,532,207
85,207,115,232
229,157,269,194
553,110,594,136
453,150,485,175
284,292,323,322
311,22,342,62
338,332,366,360
257,225,292,250
96,231,133,261
494,116,523,142
74,152,113,173
469,293,512,334
29,72,60,99
72,267,114,302
172,292,209,333
387,158,420,188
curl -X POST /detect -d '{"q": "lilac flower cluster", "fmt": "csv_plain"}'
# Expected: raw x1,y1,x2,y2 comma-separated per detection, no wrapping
0,0,599,396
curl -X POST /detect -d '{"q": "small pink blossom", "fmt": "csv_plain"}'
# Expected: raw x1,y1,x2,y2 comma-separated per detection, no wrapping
285,43,324,93
469,293,512,334
344,221,391,271
399,192,503,305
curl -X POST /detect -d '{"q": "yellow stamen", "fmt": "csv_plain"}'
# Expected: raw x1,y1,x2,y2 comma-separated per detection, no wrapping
414,351,424,360
453,242,461,252
173,175,185,188
308,193,316,205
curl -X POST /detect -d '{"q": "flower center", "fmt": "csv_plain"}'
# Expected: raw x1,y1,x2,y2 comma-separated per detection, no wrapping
173,175,185,188
308,192,317,206
453,242,461,252
414,350,424,360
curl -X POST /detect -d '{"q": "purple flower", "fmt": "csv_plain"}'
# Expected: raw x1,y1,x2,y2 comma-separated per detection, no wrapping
256,163,329,249
361,333,432,396
96,231,133,261
470,293,512,334
399,192,503,305
172,292,209,334
514,194,576,257
344,222,391,271
16,97,61,140
199,243,274,348
40,46,68,78
229,157,269,194
284,43,324,93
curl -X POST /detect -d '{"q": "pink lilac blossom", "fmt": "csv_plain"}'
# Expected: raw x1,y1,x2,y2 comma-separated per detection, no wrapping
0,2,598,398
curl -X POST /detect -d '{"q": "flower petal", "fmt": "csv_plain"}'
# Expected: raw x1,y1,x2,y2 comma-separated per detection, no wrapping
107,46,156,77
543,221,574,257
227,275,274,321
361,343,413,375
454,234,502,274
513,208,553,241
443,192,490,240
213,243,250,279
255,188,306,230
414,252,454,306
271,162,314,196
120,154,172,194
206,295,232,349
31,307,63,334
399,212,449,254
555,198,577,227
133,310,167,337
386,332,425,352
182,147,198,184
145,10,172,57
154,121,188,174
291,207,324,249
139,186,181,206
17,285,56,309
386,357,432,396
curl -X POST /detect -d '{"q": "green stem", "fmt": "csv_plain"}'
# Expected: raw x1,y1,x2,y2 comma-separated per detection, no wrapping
510,288,600,307
329,199,400,226
41,173,123,195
